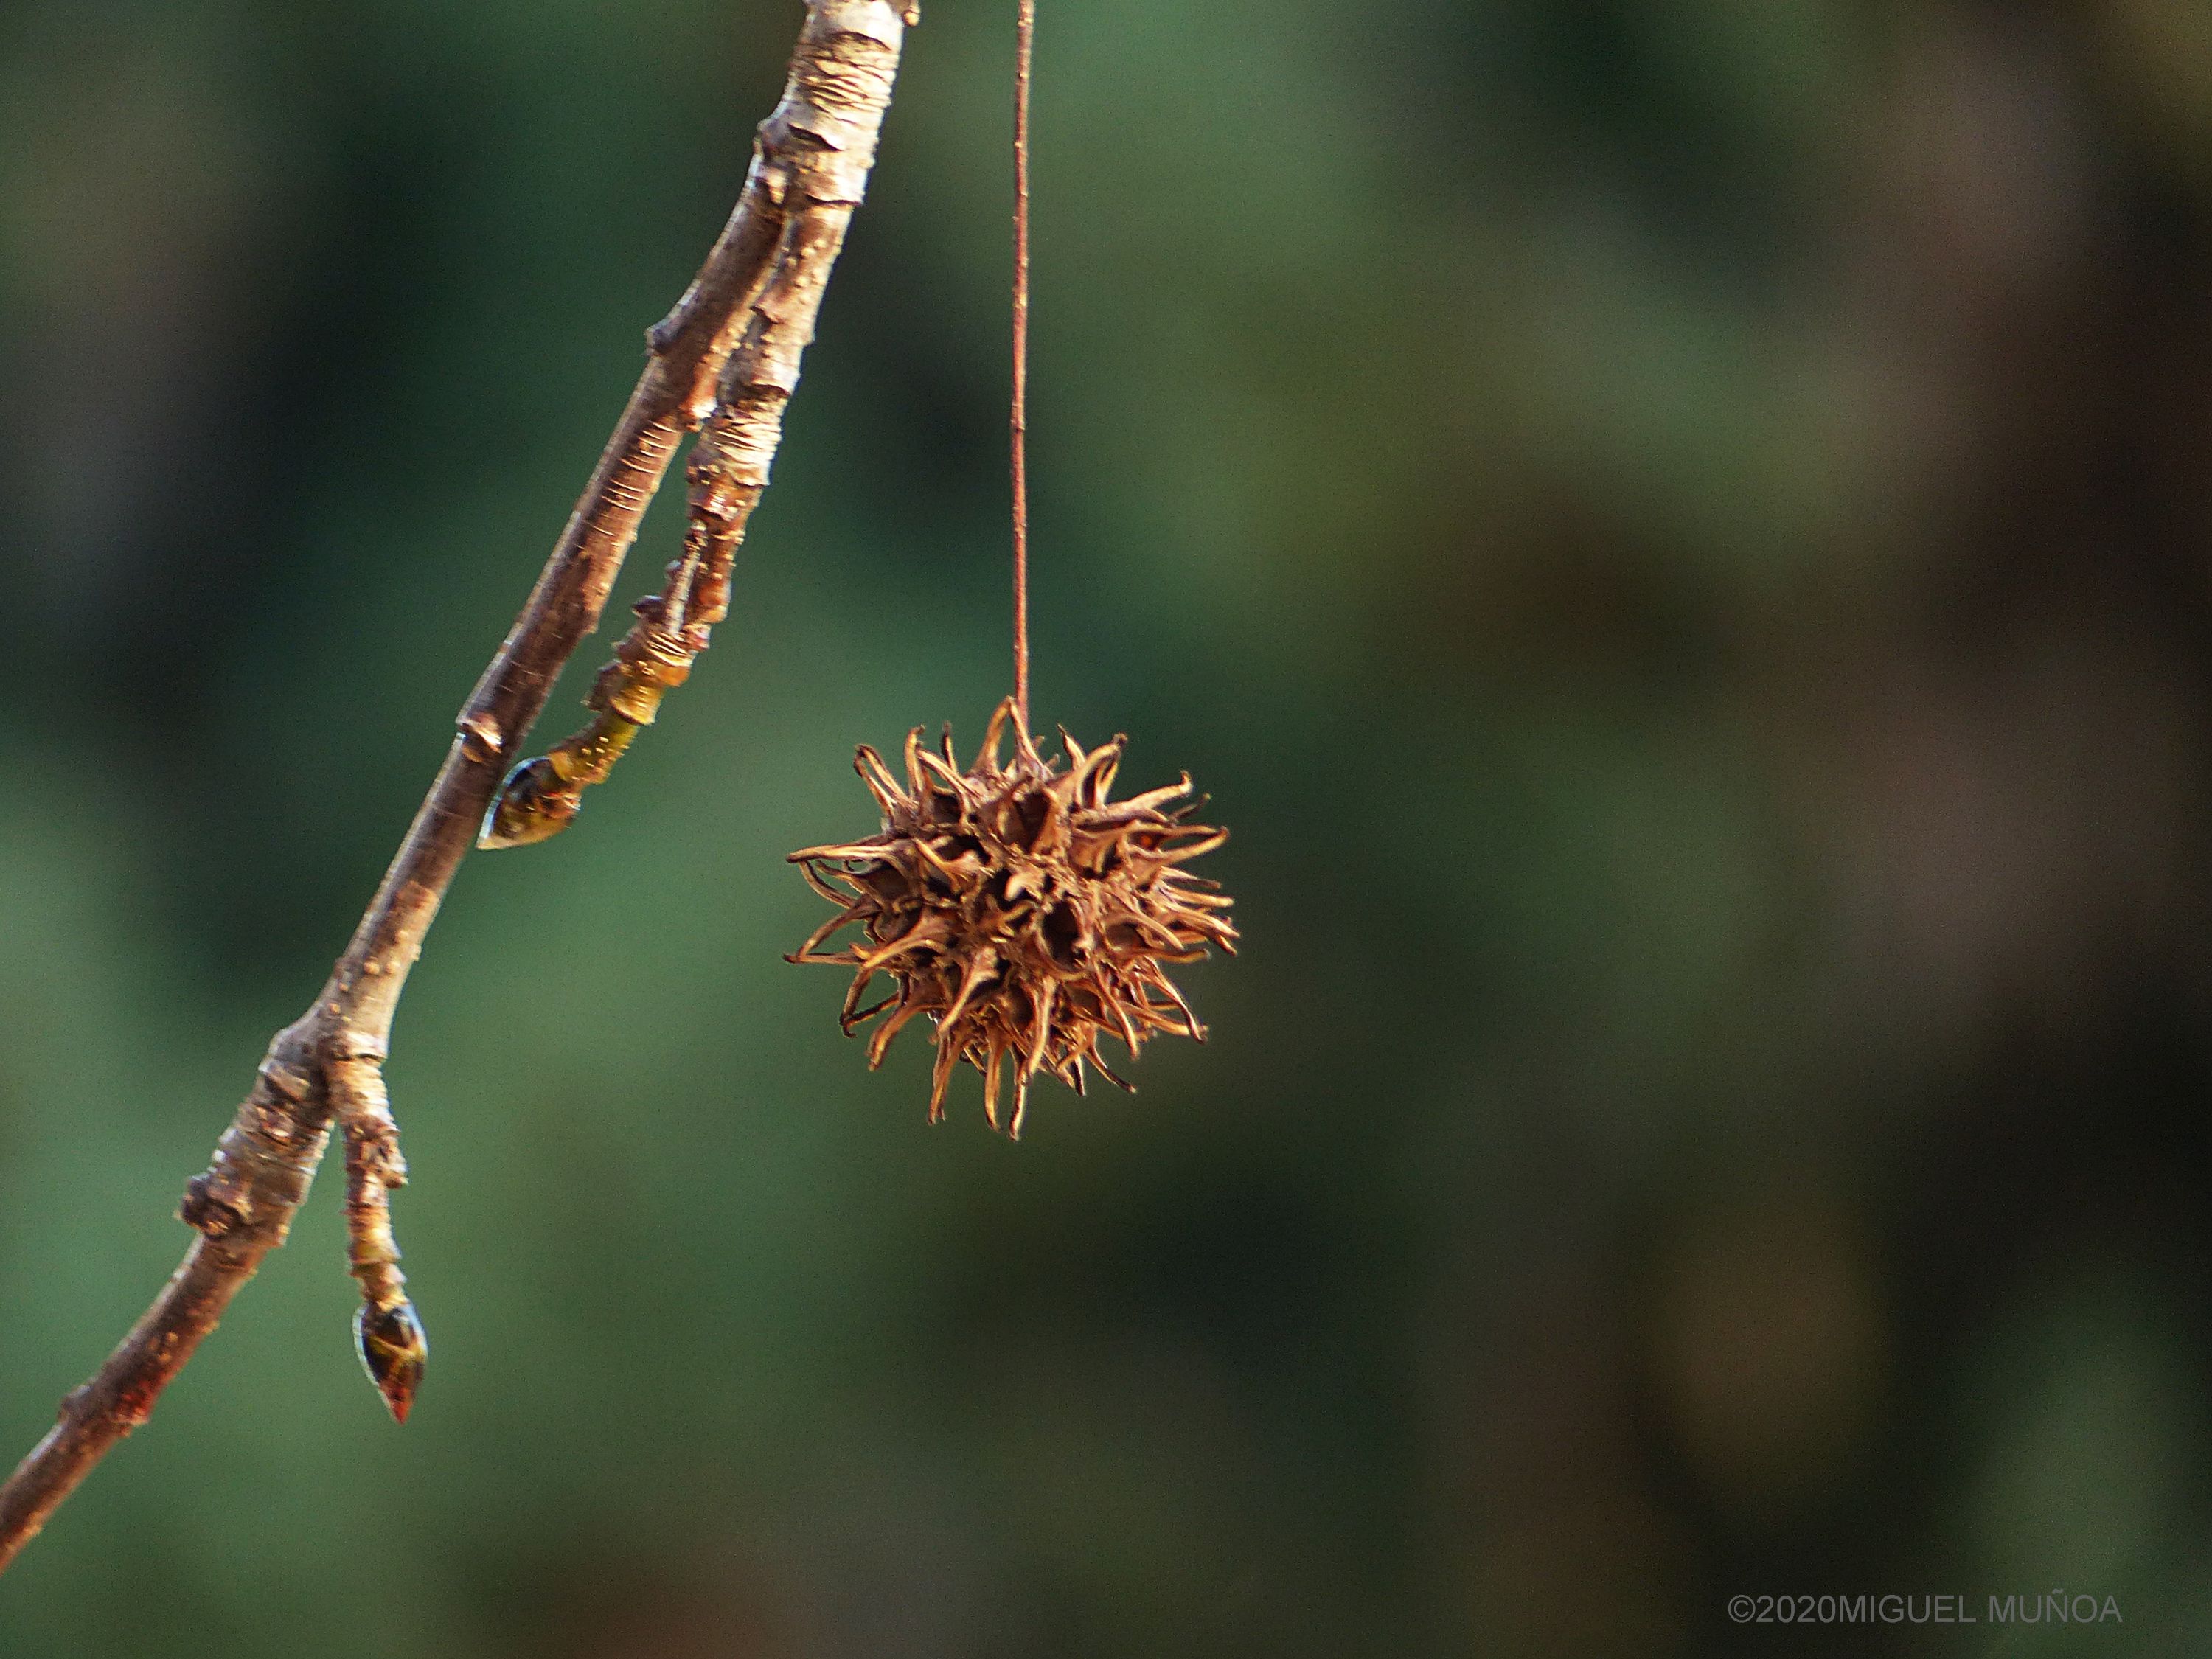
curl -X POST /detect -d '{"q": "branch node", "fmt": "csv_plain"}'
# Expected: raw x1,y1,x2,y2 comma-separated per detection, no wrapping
257,1057,311,1105
458,712,506,762
176,1177,243,1239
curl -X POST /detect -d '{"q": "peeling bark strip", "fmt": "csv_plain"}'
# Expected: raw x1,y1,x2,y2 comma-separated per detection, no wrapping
481,11,901,850
0,0,912,1576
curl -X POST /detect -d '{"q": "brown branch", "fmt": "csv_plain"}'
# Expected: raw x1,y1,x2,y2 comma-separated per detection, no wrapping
0,0,912,1576
481,11,905,851
334,1048,425,1424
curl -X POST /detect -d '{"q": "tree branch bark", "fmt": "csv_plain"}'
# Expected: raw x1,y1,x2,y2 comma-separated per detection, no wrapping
0,0,911,1575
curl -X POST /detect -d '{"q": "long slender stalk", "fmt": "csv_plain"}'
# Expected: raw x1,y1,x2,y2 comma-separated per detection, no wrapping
0,0,911,1575
1009,0,1034,729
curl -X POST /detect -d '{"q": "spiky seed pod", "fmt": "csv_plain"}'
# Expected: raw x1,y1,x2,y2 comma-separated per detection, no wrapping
789,698,1236,1135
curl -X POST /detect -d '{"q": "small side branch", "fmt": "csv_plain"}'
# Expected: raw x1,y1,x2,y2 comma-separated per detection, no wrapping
483,13,903,849
332,1049,425,1423
0,0,914,1577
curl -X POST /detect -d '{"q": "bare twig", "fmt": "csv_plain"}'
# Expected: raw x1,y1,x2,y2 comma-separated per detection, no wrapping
0,0,911,1575
481,14,902,849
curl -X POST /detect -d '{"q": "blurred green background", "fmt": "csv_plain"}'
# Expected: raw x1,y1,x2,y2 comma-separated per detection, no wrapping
6,0,2212,1652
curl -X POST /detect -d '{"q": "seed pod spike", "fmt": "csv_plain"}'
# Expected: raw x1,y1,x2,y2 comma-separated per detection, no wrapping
974,697,1015,775
928,1039,959,1122
1090,743,1124,807
852,917,951,975
914,747,973,804
1110,992,1144,1053
939,949,1000,1038
903,726,931,797
866,992,929,1068
1091,1047,1136,1093
981,1042,1005,1131
793,905,864,963
906,835,967,882
1146,969,1204,1041
855,747,910,815
797,861,855,905
1025,978,1058,1077
787,841,894,864
1152,828,1230,866
1066,741,1118,807
1121,777,1195,815
843,990,898,1034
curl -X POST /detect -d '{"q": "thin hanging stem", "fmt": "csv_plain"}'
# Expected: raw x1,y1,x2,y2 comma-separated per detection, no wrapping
1010,0,1034,731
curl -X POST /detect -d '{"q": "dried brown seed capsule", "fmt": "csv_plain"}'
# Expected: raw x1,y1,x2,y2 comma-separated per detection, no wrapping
354,1300,428,1425
789,698,1236,1135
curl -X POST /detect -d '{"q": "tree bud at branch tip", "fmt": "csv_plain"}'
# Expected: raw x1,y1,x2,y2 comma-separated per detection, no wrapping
355,1301,428,1424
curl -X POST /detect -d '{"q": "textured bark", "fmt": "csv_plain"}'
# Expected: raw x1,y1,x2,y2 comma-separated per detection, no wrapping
481,10,902,849
0,0,911,1575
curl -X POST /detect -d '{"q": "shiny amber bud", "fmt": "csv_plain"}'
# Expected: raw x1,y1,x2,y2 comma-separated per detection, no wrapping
354,1299,428,1424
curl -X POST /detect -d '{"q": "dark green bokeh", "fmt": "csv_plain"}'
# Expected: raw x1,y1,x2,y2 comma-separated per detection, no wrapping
6,1,2212,1653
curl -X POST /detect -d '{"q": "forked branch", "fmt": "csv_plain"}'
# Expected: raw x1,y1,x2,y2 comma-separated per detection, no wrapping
0,0,911,1576
481,44,894,849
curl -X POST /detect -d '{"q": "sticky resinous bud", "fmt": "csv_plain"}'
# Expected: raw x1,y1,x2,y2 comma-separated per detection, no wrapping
479,756,580,849
355,1299,428,1423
